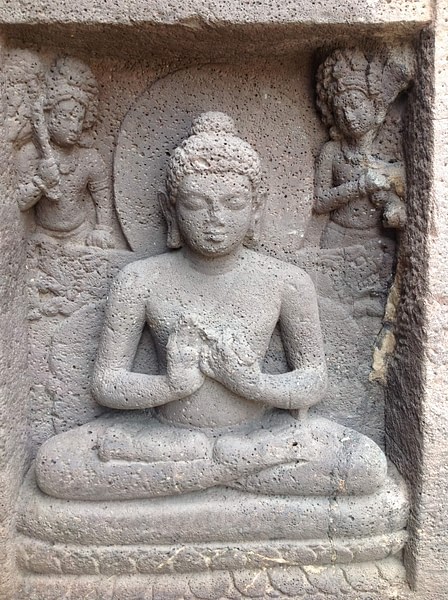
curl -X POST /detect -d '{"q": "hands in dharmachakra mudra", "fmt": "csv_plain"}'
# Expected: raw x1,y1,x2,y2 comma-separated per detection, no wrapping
36,112,387,500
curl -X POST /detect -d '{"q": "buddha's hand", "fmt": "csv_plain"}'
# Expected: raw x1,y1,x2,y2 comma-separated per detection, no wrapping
166,316,205,398
200,330,262,399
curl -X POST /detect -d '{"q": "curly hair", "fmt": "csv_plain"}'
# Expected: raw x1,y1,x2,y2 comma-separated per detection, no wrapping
45,57,98,130
316,48,411,139
166,112,262,204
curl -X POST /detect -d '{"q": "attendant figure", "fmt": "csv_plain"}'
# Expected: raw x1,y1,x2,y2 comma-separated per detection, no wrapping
314,48,411,249
16,57,115,248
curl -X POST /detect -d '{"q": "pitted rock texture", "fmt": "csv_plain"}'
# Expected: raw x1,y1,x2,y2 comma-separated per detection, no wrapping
19,558,408,599
0,27,429,600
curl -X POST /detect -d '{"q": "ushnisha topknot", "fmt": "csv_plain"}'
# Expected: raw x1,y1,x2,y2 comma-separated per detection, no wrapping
190,111,237,136
166,111,262,204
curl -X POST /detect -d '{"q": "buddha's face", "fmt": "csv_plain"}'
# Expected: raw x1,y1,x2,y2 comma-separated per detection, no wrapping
175,171,255,257
47,99,86,147
333,89,378,139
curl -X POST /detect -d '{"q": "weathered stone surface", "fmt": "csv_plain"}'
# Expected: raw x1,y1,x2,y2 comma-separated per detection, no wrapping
9,102,407,598
1,0,447,597
19,467,408,547
0,40,31,600
18,558,408,599
17,533,408,576
114,64,315,257
25,244,138,454
34,111,395,505
0,0,431,27
385,20,448,597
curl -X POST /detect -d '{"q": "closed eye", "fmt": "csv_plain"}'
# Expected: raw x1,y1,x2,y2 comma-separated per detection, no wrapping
179,195,208,210
225,196,249,210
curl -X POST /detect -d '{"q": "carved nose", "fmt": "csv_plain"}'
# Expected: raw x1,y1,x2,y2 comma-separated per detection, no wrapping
208,201,225,224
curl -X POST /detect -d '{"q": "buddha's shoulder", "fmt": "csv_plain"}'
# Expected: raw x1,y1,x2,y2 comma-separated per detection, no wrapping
243,249,314,287
115,252,175,285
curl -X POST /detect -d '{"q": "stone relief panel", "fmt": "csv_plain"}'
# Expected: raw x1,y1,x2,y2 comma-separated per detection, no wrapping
21,58,326,452
36,112,391,499
6,47,413,598
4,50,134,452
112,61,409,443
302,47,413,439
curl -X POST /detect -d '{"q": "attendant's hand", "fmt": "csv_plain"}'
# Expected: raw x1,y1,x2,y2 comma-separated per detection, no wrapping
33,158,61,201
86,226,115,249
383,200,407,229
200,330,262,399
362,170,392,195
167,317,205,398
38,157,60,190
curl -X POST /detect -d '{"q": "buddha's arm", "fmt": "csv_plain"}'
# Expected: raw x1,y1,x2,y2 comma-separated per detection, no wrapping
203,270,328,410
314,141,363,214
92,265,182,410
250,270,328,410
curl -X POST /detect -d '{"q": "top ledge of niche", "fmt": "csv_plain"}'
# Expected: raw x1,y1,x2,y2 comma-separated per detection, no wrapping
0,0,432,26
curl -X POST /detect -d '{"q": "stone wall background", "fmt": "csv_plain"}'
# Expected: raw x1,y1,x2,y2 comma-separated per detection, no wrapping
0,34,30,600
387,8,448,597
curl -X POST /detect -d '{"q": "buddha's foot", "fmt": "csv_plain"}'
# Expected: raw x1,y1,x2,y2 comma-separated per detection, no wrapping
36,413,283,500
217,414,387,496
35,413,387,500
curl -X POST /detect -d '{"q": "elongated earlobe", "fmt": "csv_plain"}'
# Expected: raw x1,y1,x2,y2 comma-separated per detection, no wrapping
158,191,182,249
244,190,265,248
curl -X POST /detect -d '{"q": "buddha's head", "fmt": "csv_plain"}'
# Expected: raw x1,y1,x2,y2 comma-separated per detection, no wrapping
161,112,264,257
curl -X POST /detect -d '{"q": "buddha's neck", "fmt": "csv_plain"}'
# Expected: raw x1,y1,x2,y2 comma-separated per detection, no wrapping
181,246,243,275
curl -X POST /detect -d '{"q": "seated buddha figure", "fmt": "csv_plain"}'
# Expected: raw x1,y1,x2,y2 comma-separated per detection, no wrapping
35,112,387,501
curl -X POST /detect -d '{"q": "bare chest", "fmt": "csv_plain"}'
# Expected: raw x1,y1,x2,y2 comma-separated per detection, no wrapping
145,272,282,349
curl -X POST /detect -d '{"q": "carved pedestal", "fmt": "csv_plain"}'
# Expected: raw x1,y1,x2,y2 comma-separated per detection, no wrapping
18,468,408,599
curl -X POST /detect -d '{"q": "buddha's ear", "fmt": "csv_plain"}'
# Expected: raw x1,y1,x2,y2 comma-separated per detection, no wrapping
158,191,182,249
244,189,266,249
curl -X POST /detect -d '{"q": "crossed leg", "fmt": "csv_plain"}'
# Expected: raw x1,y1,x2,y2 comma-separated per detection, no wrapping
36,411,386,501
